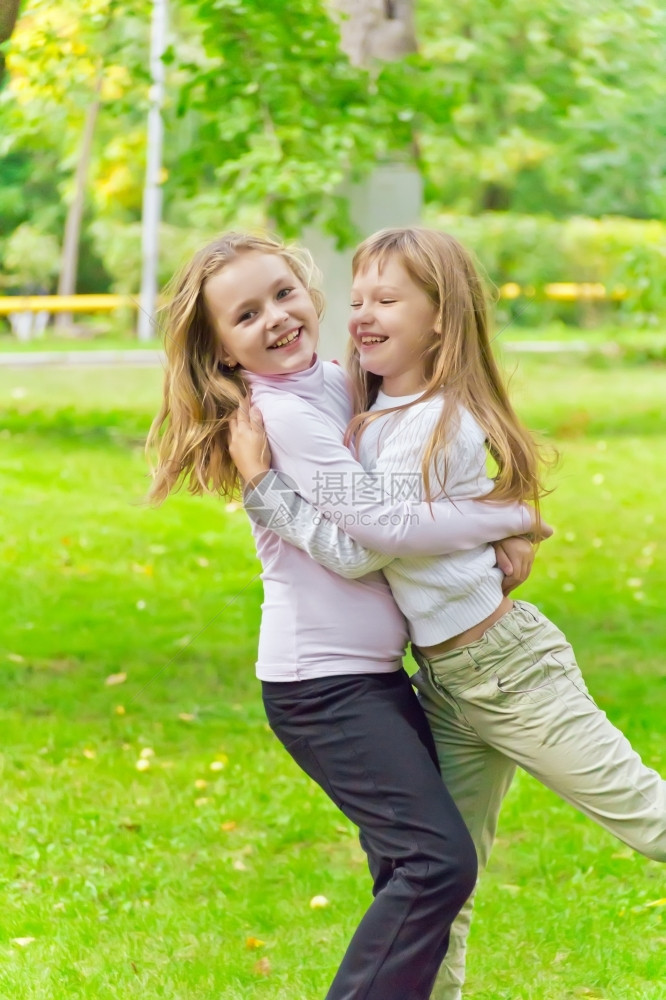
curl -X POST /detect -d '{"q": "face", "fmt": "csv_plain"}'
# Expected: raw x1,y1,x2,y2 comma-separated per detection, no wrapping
348,256,440,396
204,251,320,376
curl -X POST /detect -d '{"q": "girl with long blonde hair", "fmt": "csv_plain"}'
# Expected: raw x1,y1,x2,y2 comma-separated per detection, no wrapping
231,226,666,1000
147,231,538,1000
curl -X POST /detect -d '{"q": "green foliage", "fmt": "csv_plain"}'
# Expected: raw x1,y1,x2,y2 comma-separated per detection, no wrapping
2,0,666,297
167,0,409,242
1,223,61,288
427,211,666,325
416,0,666,219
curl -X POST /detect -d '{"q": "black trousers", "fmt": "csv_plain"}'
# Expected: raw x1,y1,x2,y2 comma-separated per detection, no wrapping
262,669,477,1000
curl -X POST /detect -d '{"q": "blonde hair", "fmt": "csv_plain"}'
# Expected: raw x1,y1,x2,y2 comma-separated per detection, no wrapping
346,227,552,514
146,231,324,505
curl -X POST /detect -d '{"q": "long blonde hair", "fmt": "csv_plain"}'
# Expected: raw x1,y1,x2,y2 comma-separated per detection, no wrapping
146,231,324,505
346,227,552,513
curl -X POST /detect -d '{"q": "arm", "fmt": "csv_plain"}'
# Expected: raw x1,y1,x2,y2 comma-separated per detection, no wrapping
233,395,547,558
229,398,392,577
244,471,393,578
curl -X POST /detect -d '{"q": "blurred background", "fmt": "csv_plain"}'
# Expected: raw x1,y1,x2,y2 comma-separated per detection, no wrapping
1,0,665,351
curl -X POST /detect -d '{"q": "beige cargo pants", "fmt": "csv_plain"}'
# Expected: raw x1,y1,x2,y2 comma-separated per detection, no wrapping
412,600,666,1000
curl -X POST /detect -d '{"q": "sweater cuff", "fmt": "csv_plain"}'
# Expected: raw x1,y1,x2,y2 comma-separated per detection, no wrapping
244,470,303,529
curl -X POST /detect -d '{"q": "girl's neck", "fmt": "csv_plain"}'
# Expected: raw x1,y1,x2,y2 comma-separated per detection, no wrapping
380,373,428,397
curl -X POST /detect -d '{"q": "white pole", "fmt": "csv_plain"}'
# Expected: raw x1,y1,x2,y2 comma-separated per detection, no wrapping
138,0,167,341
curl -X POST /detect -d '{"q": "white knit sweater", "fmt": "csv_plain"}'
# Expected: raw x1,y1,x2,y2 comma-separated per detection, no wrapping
356,389,504,643
246,387,516,645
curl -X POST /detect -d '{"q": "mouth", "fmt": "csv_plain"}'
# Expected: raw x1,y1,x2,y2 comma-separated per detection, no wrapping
359,335,388,347
269,328,302,350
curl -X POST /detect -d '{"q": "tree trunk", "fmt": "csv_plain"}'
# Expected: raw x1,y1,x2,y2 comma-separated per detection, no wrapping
0,0,22,85
329,0,416,66
56,74,103,330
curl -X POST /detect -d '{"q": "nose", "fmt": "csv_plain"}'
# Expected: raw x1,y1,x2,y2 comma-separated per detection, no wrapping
265,301,289,329
349,301,371,334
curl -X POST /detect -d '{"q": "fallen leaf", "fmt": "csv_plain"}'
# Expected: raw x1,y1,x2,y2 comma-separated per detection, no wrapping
7,653,25,664
253,956,271,976
310,895,330,909
105,672,127,686
82,748,96,759
194,779,208,790
11,937,35,947
178,712,195,722
233,858,248,871
221,821,237,832
118,820,141,832
139,747,155,759
246,936,265,949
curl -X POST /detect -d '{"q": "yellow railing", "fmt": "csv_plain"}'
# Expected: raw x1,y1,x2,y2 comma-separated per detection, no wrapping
0,294,135,315
0,284,629,315
499,283,627,302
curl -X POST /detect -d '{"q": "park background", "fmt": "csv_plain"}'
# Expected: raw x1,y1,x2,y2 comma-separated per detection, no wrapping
0,1,665,998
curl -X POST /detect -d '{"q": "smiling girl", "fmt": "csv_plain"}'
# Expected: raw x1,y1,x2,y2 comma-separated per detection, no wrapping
147,232,538,1000
232,227,666,1000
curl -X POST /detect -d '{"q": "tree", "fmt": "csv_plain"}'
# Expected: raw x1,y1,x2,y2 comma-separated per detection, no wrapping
414,0,666,219
329,0,416,66
166,0,416,242
0,0,21,85
3,0,151,303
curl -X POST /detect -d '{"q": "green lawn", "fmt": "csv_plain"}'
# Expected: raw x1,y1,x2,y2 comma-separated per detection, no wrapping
0,356,665,999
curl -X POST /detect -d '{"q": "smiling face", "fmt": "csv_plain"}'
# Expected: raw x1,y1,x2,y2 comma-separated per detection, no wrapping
204,251,320,376
348,256,440,397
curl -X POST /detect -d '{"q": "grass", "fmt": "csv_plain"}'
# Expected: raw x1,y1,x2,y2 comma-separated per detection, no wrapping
0,355,665,999
0,333,162,353
1,322,665,353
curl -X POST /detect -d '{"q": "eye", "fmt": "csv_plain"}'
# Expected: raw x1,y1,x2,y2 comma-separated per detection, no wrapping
350,302,361,309
380,298,396,305
276,287,293,300
238,310,256,323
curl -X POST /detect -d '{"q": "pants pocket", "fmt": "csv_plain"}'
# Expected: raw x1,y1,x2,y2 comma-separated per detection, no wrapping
485,639,557,705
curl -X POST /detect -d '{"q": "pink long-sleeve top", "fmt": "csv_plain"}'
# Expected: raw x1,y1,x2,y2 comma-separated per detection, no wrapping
244,357,533,681
244,359,407,681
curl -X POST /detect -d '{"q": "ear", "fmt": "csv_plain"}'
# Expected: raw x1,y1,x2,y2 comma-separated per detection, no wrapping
216,340,238,368
217,354,239,374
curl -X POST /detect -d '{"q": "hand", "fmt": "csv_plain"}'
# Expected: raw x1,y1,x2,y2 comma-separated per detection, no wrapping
528,509,554,541
228,397,272,484
493,535,535,595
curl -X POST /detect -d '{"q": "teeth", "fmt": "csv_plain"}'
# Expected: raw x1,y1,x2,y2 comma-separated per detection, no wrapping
361,336,387,344
272,329,300,348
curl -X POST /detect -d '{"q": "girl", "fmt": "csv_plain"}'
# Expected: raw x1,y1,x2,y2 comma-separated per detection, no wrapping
146,231,539,1000
231,227,666,1000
